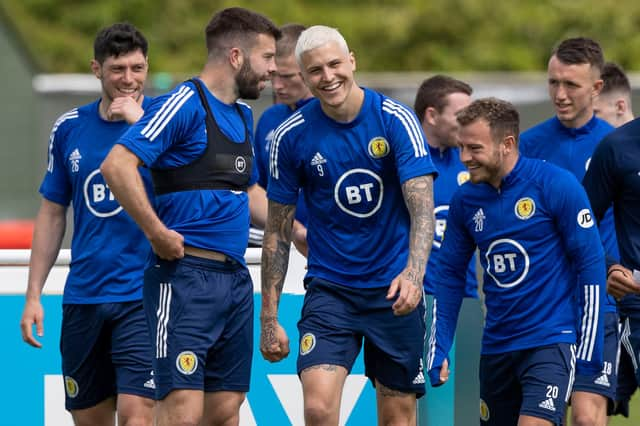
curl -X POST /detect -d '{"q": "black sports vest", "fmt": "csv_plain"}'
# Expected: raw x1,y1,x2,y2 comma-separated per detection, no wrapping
151,78,253,195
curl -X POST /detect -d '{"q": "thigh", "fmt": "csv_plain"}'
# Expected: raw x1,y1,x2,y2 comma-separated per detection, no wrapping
363,286,426,397
296,278,363,375
204,267,254,393
571,311,618,404
110,301,155,400
61,304,115,410
519,344,574,425
480,352,521,426
144,257,232,400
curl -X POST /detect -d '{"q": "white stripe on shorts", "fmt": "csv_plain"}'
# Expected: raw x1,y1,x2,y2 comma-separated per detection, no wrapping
156,282,172,359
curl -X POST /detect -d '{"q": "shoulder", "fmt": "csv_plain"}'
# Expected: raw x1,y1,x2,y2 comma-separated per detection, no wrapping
273,109,307,144
256,104,291,128
524,157,578,191
601,118,640,147
589,117,614,140
145,82,202,121
50,102,92,137
521,117,556,140
378,91,418,123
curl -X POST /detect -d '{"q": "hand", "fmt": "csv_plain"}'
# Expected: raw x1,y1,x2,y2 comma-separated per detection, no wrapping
20,299,44,348
607,265,640,300
108,97,144,124
260,317,290,362
438,359,450,385
149,228,185,260
387,267,423,315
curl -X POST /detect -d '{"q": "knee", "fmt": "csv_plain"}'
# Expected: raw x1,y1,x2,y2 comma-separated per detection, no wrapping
571,412,599,426
119,416,153,426
304,399,336,424
118,397,154,426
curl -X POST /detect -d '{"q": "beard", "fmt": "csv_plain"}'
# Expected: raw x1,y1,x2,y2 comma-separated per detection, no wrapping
235,59,262,100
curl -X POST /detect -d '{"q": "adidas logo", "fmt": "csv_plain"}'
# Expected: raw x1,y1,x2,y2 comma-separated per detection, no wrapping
594,374,610,387
310,152,327,166
144,378,155,389
412,371,425,385
538,398,556,412
68,148,82,161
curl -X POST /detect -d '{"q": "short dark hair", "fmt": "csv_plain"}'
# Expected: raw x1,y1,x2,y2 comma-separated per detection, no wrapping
277,24,307,58
600,62,631,95
93,22,148,64
456,98,520,144
552,37,604,74
205,7,281,53
414,75,473,123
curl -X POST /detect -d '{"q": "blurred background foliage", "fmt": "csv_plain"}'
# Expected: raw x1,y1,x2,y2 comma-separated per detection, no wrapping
1,0,640,74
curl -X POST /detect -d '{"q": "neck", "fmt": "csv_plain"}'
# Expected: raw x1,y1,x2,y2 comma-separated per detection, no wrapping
199,65,237,105
490,153,519,189
559,111,593,129
423,128,445,151
321,85,364,123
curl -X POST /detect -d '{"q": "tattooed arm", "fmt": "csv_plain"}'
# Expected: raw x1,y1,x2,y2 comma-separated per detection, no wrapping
260,200,296,362
387,174,435,315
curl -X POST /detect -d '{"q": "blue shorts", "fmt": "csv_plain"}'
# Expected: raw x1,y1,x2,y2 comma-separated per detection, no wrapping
297,277,426,397
60,301,154,410
613,310,640,416
144,255,253,400
571,311,618,406
479,343,575,425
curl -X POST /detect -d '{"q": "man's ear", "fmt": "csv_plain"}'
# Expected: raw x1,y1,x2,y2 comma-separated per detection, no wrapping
615,98,628,116
424,106,438,127
503,135,517,152
229,47,244,71
592,78,604,98
90,59,101,79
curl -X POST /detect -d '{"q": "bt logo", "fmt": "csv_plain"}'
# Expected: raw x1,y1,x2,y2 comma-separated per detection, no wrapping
334,168,383,218
83,169,123,218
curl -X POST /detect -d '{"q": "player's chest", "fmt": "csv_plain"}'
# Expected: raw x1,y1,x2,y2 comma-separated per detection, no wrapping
464,190,554,249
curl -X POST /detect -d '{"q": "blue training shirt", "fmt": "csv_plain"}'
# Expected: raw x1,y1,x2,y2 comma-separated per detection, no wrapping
520,114,617,313
254,99,312,226
427,157,606,385
268,88,438,288
583,118,640,311
40,98,154,304
118,78,259,265
427,144,478,298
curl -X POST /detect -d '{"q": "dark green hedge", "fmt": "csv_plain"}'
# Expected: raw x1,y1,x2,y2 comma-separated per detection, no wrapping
2,0,639,73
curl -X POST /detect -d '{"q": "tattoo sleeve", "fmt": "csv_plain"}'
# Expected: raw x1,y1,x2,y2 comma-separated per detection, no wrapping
260,200,296,320
402,175,435,286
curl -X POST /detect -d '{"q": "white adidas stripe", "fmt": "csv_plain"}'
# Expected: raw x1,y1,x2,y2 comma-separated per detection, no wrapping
621,317,638,370
269,112,305,179
382,99,427,158
577,285,599,361
426,299,437,371
142,85,194,142
47,109,79,172
156,282,172,359
565,344,576,402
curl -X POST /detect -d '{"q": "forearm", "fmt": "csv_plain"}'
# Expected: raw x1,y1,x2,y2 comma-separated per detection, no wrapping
576,258,606,371
248,183,268,229
402,175,435,282
260,201,295,320
26,199,67,301
101,145,164,240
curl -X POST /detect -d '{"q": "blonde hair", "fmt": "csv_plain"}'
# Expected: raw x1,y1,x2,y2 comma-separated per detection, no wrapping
295,25,349,64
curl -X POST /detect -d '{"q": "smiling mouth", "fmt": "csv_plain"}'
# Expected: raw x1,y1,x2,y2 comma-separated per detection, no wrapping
118,88,138,96
321,81,341,92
